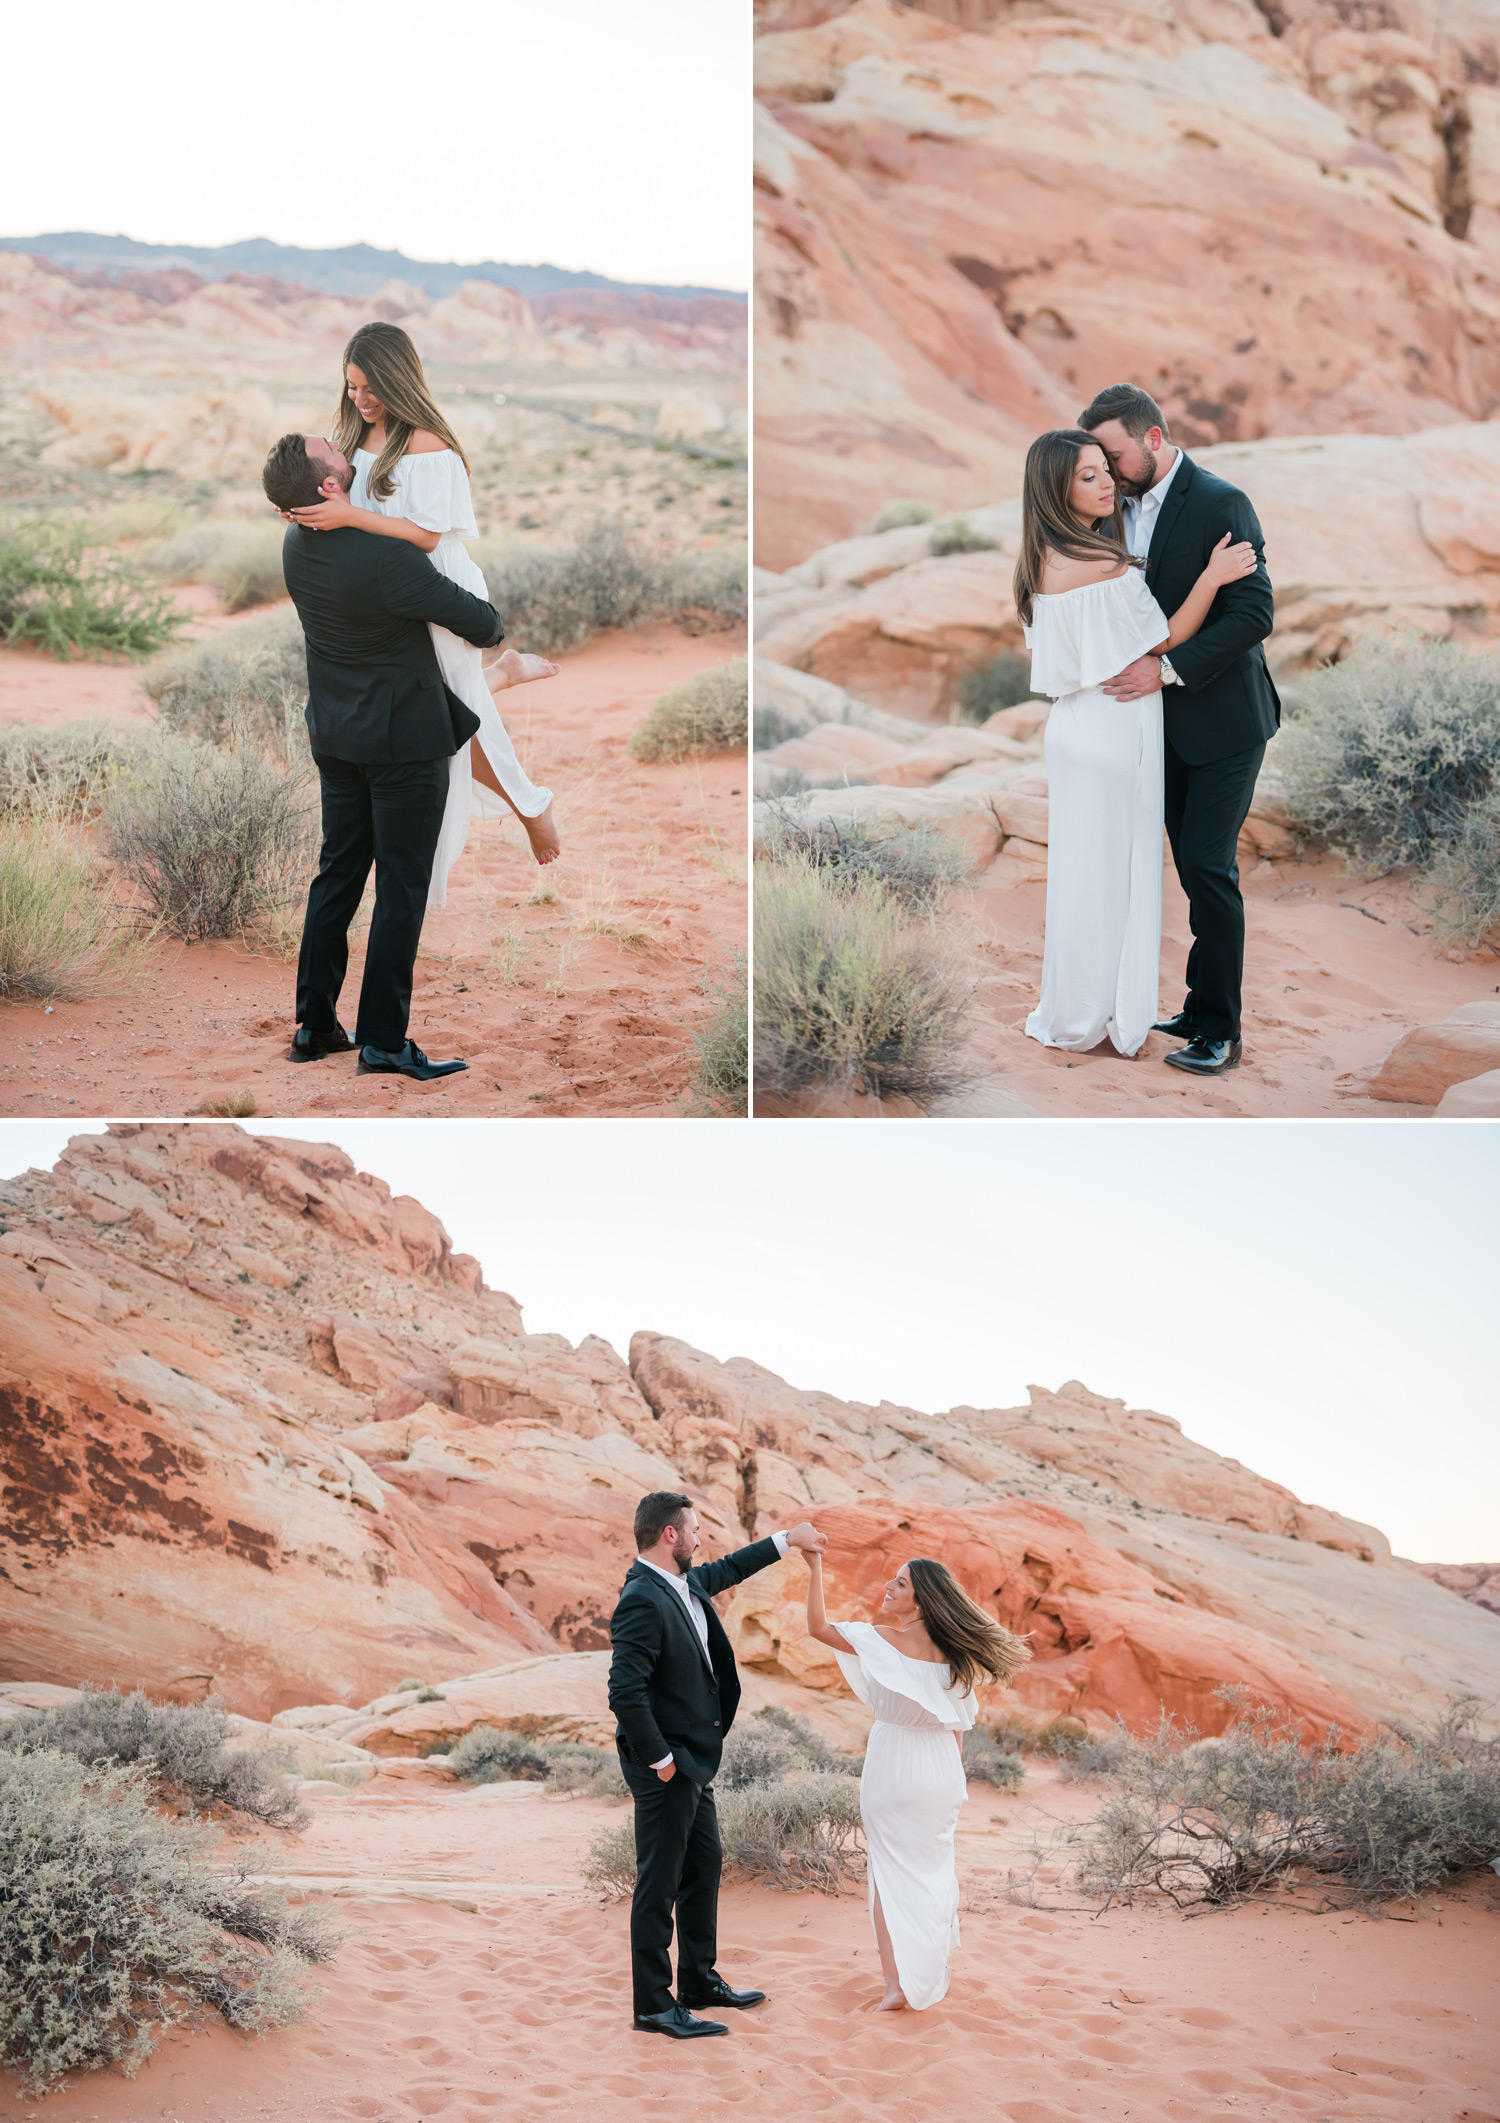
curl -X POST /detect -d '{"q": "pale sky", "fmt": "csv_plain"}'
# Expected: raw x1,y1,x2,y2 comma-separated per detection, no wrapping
2,1120,1494,1565
0,0,747,291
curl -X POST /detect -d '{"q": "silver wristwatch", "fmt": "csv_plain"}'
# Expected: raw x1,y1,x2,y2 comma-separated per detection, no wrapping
1158,653,1182,686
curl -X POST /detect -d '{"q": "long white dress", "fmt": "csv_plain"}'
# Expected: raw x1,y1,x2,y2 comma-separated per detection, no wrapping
833,1621,977,2011
350,448,553,910
1022,568,1170,1058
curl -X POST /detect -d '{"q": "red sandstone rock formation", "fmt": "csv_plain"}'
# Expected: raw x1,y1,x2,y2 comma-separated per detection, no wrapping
754,0,1500,567
1,1127,1494,1736
1408,1561,1500,1617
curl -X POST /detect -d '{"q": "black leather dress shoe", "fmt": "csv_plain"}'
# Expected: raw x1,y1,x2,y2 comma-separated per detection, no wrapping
633,2006,727,2039
357,1040,468,1082
678,1976,766,2011
290,1024,355,1062
1151,1013,1199,1040
1164,1036,1243,1076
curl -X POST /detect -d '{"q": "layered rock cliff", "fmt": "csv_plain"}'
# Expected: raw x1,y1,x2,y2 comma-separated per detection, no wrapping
1,1126,1493,1739
754,0,1500,565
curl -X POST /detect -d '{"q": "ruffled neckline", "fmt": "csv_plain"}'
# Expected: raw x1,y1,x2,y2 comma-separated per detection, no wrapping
353,447,457,462
833,1621,973,1728
1033,568,1141,601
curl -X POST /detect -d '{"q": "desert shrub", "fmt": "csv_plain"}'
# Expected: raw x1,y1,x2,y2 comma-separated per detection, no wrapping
684,951,748,1117
1057,1728,1135,1783
629,656,747,762
0,1686,306,1829
1429,787,1500,946
753,702,806,753
872,499,934,533
1278,634,1500,870
0,825,142,1003
102,739,317,945
412,1686,445,1704
0,517,185,660
149,520,287,612
962,1729,1024,1791
954,650,1038,726
445,1726,552,1783
1075,1698,1500,1911
443,1726,623,1796
469,517,744,656
193,1090,259,1119
140,606,308,752
736,1706,854,1776
754,857,972,1106
583,1769,865,1900
762,805,970,912
0,721,157,825
394,1677,429,1693
929,516,998,557
0,1752,333,2095
987,1710,1089,1759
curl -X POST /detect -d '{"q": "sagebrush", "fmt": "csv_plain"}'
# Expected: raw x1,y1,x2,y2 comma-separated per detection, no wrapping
149,519,287,613
761,805,970,913
469,517,744,656
753,855,972,1107
443,1724,625,1799
929,516,998,558
1278,634,1500,871
140,606,308,752
0,721,157,825
955,650,1039,726
1429,787,1500,945
103,740,318,945
872,500,934,533
584,1767,865,1900
1074,1697,1500,1910
0,1752,332,2095
962,1729,1025,1791
0,1686,306,1828
629,657,747,762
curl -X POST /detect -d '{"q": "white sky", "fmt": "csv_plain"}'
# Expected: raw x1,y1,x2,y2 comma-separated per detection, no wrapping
0,0,748,291
2,1120,1494,1566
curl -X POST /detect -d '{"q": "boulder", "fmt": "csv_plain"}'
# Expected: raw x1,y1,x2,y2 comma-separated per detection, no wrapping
755,0,1500,569
1436,1067,1500,1117
1367,1008,1500,1105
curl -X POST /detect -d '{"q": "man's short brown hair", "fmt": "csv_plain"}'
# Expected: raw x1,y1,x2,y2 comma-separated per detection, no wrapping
262,432,324,513
1078,384,1171,442
634,1491,693,1551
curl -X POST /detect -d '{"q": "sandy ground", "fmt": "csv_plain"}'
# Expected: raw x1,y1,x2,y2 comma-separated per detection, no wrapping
6,1763,1495,2123
0,621,747,1119
766,851,1499,1120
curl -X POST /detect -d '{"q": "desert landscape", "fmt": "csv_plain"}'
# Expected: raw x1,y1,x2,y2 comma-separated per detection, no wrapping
0,242,748,1116
751,0,1500,1117
1,1123,1498,2114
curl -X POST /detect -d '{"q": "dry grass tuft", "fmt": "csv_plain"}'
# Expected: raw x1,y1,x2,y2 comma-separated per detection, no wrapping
628,658,747,763
0,824,144,1003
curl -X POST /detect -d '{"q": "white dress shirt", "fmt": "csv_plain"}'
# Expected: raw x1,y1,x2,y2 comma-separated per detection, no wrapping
642,1530,791,1767
1122,449,1184,685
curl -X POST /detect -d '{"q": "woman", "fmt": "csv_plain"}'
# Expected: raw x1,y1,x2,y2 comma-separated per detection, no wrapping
1016,430,1256,1057
286,321,561,909
804,1548,1030,2012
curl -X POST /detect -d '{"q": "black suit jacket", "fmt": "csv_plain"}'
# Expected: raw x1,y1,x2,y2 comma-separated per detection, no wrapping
1142,453,1281,766
607,1538,783,1786
281,524,505,764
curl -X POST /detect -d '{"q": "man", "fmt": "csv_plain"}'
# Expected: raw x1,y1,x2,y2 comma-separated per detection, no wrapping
608,1492,827,2039
262,431,505,1083
1079,384,1281,1077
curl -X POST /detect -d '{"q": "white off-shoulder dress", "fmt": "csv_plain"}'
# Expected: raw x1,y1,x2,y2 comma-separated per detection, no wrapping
350,448,553,909
1022,568,1170,1058
832,1622,977,2011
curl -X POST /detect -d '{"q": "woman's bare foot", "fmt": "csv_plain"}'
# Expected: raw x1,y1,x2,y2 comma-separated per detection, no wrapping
485,648,560,693
523,800,561,866
876,1988,909,2012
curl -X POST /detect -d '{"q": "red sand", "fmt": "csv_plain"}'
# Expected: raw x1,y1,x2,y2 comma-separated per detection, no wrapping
7,1765,1495,2122
0,624,747,1119
950,853,1498,1119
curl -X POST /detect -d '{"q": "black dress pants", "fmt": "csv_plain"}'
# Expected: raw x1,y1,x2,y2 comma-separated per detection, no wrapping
1163,735,1266,1044
620,1754,721,2017
295,753,449,1053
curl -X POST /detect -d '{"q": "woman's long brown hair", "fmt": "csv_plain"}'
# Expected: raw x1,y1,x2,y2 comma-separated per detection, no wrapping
1012,427,1138,627
332,321,470,500
906,1558,1032,1696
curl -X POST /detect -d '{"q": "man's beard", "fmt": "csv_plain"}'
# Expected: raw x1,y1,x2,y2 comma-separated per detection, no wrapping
1117,442,1157,499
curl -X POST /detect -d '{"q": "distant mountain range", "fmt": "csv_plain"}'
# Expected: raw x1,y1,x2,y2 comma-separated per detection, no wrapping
2,233,744,304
